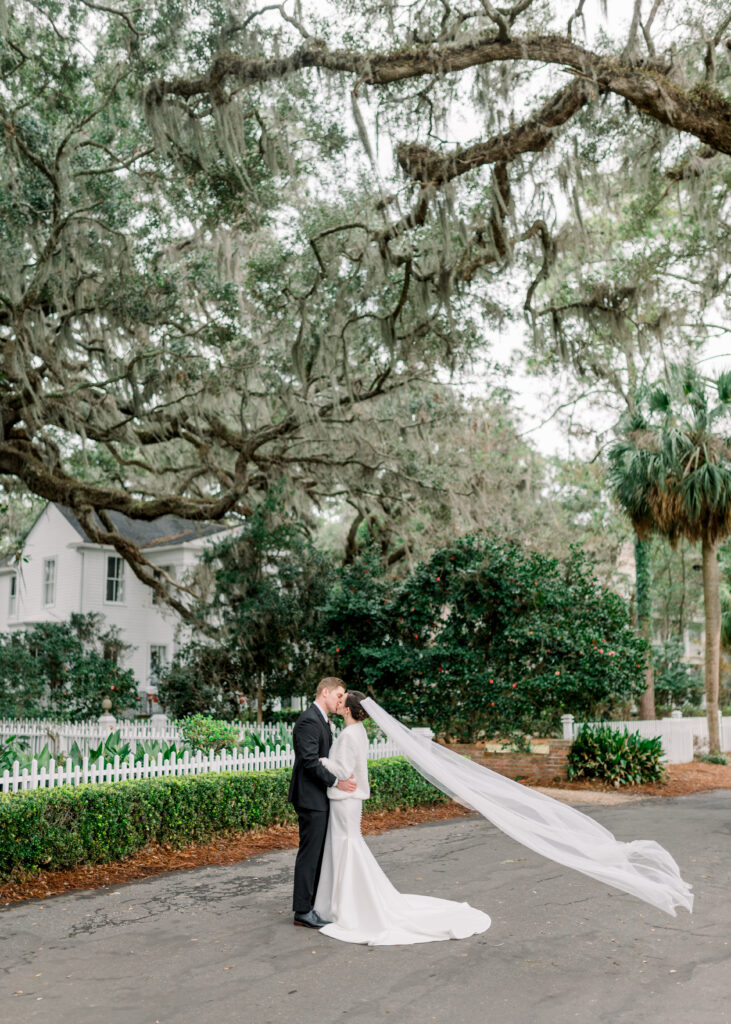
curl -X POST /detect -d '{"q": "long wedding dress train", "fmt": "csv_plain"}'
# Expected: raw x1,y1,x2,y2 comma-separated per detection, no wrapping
313,722,491,945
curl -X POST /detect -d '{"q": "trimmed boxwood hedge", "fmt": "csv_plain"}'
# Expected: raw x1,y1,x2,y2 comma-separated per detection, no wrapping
0,758,447,881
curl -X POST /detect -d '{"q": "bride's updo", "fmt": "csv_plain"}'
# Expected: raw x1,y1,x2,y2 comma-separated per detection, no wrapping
344,690,370,722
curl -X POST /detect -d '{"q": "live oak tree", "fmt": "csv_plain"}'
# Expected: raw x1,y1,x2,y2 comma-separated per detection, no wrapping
1,0,729,616
327,384,618,571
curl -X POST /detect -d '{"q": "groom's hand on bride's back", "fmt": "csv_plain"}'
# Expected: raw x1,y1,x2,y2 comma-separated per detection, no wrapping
336,775,357,793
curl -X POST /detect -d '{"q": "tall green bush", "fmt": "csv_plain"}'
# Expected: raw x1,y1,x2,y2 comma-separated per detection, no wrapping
0,614,138,718
318,536,647,740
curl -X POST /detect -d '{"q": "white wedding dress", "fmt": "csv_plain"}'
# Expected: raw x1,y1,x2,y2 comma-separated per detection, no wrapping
313,722,491,945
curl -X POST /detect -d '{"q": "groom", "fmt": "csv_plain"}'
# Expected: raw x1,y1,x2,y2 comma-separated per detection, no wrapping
288,677,356,928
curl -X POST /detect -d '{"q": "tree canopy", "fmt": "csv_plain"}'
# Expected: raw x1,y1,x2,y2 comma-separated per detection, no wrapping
1,0,729,610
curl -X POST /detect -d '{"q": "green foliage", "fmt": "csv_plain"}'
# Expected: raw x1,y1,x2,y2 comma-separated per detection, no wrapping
652,637,703,709
178,715,240,753
69,731,131,767
0,724,298,775
0,758,444,880
0,736,38,772
1,0,729,636
566,726,666,787
607,366,731,548
0,615,138,718
264,708,301,726
0,731,188,773
319,534,647,741
132,738,183,763
698,751,728,765
238,723,293,752
499,731,534,754
608,366,731,752
154,640,245,721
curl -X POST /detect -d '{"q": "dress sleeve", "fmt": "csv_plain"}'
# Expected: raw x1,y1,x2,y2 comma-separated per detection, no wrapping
320,730,356,780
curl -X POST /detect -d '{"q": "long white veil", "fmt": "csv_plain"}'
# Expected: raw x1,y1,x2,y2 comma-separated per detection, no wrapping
362,698,693,917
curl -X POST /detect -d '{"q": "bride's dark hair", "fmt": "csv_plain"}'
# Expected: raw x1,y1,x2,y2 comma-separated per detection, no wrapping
344,690,370,722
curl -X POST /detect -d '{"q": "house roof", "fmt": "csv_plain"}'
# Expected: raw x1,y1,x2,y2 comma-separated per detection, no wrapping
55,503,231,549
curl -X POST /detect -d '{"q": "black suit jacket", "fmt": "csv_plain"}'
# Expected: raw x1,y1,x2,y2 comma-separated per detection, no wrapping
288,704,338,811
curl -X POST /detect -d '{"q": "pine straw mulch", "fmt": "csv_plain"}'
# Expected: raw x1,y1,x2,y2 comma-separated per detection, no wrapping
2,762,729,907
0,801,473,907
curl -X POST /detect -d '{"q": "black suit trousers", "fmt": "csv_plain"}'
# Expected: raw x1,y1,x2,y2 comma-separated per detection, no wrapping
292,806,330,913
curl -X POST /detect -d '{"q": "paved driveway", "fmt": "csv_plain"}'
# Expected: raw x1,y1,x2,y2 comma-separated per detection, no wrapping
2,791,729,1024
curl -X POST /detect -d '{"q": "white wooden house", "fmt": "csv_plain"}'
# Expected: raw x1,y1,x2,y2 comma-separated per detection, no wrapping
0,503,231,713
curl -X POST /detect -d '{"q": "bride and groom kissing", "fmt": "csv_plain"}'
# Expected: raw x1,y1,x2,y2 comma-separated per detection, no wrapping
288,678,693,946
288,676,490,945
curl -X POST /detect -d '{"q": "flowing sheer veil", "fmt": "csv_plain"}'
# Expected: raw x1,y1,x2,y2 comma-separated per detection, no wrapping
362,698,693,917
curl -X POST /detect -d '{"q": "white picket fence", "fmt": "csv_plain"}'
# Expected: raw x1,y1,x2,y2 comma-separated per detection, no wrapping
0,717,293,758
0,737,403,793
560,713,731,763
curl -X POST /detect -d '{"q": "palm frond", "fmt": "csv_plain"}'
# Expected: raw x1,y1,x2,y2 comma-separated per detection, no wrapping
647,387,670,414
716,371,731,407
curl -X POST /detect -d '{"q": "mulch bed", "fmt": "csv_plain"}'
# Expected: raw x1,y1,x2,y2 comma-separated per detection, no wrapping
2,761,729,907
532,759,731,798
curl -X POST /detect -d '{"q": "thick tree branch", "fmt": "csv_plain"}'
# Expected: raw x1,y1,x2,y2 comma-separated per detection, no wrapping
0,441,252,522
148,32,731,155
396,80,591,184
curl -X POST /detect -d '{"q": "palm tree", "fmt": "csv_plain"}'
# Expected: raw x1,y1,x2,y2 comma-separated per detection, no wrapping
606,439,655,720
607,365,731,755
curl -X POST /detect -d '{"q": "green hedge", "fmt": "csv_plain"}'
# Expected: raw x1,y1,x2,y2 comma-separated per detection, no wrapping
0,758,447,881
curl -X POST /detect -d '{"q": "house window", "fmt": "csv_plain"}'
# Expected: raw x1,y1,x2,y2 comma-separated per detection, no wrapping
43,558,56,606
152,565,175,605
149,645,168,683
105,556,125,603
8,575,16,616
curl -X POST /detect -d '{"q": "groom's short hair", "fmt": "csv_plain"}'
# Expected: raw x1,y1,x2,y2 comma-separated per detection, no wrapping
316,677,345,696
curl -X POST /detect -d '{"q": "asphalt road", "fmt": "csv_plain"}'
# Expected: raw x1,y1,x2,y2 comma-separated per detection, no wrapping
2,791,729,1024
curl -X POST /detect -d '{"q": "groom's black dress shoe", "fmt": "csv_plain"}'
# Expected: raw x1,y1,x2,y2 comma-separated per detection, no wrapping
293,909,331,929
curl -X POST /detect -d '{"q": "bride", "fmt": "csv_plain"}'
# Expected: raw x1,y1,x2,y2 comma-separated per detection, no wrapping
314,690,491,945
313,690,693,946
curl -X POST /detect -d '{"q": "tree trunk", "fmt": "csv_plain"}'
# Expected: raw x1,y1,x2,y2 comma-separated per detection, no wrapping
256,673,264,726
635,534,655,719
702,537,722,754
